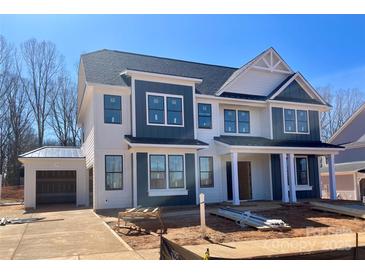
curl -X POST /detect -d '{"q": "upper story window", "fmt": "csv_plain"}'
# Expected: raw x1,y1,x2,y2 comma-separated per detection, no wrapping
147,93,184,127
284,108,309,134
238,111,250,133
105,155,123,190
224,109,250,134
224,109,236,133
148,95,165,124
198,103,212,129
104,95,122,124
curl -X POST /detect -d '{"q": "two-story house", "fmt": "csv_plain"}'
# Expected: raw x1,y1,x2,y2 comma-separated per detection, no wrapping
321,103,365,200
19,47,343,209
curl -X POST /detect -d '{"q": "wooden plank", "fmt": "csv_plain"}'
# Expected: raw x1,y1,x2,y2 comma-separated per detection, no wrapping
310,202,365,219
184,233,360,259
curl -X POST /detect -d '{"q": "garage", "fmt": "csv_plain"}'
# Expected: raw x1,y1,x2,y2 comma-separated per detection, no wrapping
19,146,88,209
36,170,77,204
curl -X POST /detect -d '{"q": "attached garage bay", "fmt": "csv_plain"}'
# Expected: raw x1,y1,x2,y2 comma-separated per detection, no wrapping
36,170,77,204
19,147,88,209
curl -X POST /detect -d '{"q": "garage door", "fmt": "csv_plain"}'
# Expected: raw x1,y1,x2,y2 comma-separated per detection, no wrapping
36,170,76,204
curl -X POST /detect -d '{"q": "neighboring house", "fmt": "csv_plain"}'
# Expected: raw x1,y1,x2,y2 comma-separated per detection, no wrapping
320,103,365,201
19,47,343,209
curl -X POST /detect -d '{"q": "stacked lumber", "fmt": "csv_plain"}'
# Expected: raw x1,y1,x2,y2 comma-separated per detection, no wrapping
213,207,291,231
116,207,164,234
310,202,365,219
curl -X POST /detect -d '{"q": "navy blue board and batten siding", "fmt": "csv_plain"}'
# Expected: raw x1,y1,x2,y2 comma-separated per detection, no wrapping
134,80,194,139
271,154,321,200
136,153,196,206
272,108,320,141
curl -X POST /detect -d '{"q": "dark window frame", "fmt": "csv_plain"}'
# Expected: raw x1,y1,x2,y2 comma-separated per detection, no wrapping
295,156,309,186
149,154,167,190
224,109,237,133
104,95,122,124
105,155,123,191
198,103,212,129
284,108,297,133
237,110,250,133
199,156,214,188
147,94,165,125
166,96,183,126
297,110,309,133
168,155,185,189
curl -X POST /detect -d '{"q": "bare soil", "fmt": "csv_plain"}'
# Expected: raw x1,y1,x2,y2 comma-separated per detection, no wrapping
98,202,365,250
1,185,24,202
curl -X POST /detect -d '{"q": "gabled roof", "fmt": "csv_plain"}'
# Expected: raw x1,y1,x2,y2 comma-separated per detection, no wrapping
329,103,365,144
19,146,84,158
80,49,237,95
215,47,294,96
268,72,329,106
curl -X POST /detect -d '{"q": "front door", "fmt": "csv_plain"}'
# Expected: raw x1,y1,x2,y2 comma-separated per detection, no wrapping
226,161,252,200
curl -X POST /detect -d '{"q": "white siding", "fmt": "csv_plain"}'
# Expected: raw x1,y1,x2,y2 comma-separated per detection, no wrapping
92,85,132,209
222,68,288,97
23,158,88,209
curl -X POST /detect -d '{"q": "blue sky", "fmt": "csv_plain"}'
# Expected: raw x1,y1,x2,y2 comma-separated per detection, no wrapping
1,14,365,91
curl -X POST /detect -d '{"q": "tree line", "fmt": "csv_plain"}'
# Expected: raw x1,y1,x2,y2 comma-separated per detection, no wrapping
0,34,364,185
0,35,80,185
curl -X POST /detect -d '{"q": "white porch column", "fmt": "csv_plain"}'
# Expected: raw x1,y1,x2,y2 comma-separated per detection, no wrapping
280,153,289,203
231,152,240,205
288,153,297,203
328,154,337,200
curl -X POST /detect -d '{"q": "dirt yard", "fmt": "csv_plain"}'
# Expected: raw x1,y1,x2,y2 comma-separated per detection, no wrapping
0,185,24,203
98,201,365,250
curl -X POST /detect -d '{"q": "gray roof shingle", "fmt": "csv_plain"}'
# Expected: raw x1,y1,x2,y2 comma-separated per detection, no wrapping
214,136,343,149
81,49,237,95
19,146,84,158
124,135,208,146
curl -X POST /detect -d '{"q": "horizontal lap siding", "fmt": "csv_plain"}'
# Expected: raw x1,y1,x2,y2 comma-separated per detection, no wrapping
272,107,320,141
136,153,196,207
135,80,194,139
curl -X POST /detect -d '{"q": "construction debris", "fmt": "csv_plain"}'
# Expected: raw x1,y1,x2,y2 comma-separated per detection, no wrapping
0,217,44,226
310,202,365,219
212,207,291,231
116,207,164,235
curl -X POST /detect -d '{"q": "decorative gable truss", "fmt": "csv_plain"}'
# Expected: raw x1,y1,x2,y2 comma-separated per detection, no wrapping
268,72,328,106
216,47,294,96
251,48,292,74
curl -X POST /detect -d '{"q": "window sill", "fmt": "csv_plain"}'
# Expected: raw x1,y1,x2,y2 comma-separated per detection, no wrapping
296,185,312,191
148,189,188,197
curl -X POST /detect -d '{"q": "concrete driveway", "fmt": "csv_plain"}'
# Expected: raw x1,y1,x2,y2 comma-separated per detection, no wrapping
0,205,147,259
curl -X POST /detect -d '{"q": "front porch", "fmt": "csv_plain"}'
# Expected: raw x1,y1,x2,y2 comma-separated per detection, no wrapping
214,136,344,205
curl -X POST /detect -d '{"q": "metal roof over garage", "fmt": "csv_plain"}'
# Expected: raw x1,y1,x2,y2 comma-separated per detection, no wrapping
321,161,365,174
19,146,84,158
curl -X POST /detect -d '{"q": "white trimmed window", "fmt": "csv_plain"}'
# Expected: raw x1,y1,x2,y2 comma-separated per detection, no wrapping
284,109,309,134
295,156,309,187
147,92,184,126
199,157,214,188
149,154,187,196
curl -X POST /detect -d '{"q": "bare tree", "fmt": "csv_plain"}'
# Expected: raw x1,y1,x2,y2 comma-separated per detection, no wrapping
19,38,64,147
0,35,13,175
49,74,80,146
6,72,34,185
318,86,365,141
